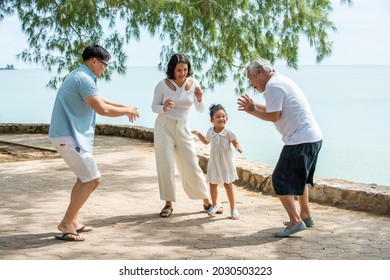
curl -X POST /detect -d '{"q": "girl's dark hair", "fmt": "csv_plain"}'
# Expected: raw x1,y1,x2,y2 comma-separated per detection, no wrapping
166,53,193,79
209,104,227,118
82,45,111,61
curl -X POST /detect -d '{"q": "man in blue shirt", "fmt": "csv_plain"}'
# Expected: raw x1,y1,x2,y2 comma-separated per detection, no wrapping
49,45,139,241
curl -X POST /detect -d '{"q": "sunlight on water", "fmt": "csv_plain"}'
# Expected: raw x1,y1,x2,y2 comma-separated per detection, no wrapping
1,66,389,186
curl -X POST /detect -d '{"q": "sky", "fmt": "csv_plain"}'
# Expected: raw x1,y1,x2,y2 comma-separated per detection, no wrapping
0,0,389,68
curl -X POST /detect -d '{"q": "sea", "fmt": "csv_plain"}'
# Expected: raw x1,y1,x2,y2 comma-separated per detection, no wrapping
1,65,389,186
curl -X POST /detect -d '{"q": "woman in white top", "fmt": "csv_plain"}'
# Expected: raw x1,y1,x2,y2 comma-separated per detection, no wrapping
151,53,211,217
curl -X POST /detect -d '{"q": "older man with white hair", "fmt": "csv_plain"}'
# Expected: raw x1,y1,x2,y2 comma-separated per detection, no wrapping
237,57,323,237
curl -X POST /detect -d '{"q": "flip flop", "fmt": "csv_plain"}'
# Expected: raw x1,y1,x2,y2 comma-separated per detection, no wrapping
76,225,93,233
55,232,85,242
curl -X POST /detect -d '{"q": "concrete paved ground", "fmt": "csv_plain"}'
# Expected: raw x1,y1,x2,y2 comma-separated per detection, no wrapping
1,134,390,261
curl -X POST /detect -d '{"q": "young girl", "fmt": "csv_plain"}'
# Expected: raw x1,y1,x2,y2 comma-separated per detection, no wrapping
192,104,243,220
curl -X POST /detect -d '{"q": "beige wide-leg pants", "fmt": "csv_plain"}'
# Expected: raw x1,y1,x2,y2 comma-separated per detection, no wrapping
154,114,209,202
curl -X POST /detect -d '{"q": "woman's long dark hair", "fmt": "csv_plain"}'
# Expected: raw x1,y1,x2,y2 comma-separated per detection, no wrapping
166,53,193,79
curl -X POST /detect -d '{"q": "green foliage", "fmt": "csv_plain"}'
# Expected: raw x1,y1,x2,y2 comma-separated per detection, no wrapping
0,0,352,92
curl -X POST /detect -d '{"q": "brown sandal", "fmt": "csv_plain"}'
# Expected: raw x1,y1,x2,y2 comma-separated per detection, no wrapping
203,204,212,211
160,205,173,218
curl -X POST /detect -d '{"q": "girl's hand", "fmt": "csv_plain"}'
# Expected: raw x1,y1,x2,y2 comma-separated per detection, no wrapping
163,98,175,112
191,130,200,136
194,87,203,102
232,139,243,153
191,130,208,144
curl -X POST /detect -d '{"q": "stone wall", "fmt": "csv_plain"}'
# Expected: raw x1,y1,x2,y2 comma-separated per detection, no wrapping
1,123,389,216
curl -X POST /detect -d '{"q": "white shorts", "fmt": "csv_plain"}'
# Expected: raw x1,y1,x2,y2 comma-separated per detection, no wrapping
52,143,101,183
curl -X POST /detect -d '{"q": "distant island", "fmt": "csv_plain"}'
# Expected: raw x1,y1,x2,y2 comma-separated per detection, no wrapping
0,64,16,70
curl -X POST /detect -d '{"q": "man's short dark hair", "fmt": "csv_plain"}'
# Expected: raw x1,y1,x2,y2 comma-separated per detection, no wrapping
82,45,111,61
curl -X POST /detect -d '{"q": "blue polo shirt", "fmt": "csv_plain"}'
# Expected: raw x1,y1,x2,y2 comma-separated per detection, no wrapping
48,64,98,152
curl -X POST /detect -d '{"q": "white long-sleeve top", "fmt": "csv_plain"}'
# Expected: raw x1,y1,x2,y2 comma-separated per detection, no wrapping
151,78,204,121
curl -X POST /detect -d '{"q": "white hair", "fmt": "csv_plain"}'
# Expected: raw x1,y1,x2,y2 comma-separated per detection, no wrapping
247,57,274,75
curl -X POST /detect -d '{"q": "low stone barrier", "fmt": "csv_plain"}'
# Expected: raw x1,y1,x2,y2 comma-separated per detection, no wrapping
1,123,389,216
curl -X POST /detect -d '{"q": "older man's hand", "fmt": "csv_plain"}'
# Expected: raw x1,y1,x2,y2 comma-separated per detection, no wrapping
237,93,255,113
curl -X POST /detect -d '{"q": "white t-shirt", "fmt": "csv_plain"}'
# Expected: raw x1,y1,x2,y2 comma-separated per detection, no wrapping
265,72,323,145
151,77,204,121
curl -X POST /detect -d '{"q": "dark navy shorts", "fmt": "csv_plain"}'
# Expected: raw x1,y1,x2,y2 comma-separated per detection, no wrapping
272,140,322,196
